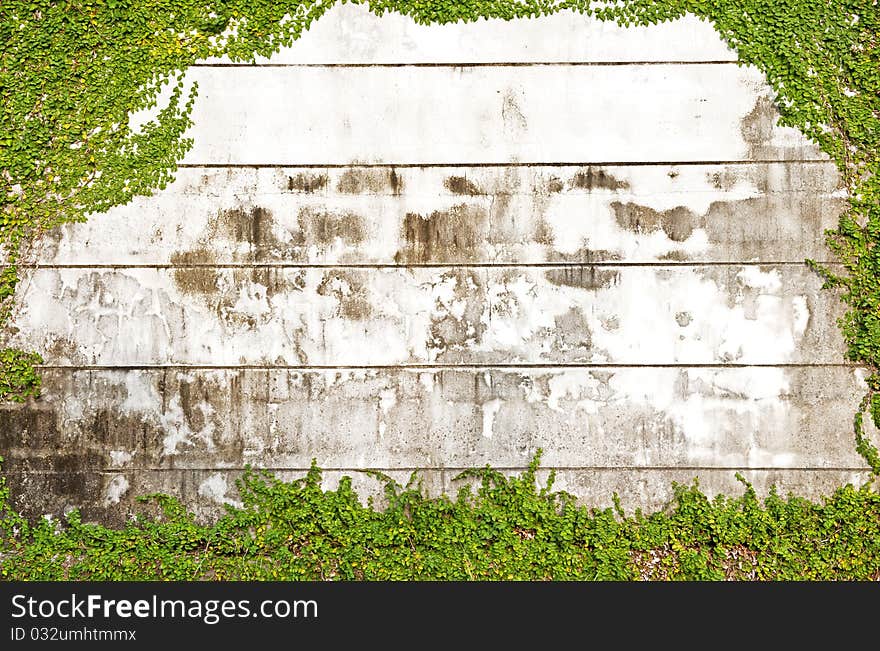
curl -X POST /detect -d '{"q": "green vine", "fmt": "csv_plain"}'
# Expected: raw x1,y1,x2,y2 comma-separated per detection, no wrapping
1,0,879,577
2,452,879,580
0,348,43,403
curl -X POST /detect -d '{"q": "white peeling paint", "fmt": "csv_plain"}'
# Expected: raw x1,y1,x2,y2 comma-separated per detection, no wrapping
109,450,133,467
120,373,162,414
547,372,602,412
792,296,810,337
737,266,783,292
418,372,435,394
197,473,242,508
481,399,502,439
102,476,129,506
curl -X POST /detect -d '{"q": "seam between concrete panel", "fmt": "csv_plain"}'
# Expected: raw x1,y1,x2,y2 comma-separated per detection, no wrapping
20,262,842,269
176,159,832,168
34,363,860,370
3,467,870,474
190,61,742,68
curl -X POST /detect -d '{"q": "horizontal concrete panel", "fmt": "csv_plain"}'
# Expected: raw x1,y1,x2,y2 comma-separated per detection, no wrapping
5,467,870,526
200,4,738,65
177,64,822,165
34,163,844,265
10,265,844,366
1,367,868,476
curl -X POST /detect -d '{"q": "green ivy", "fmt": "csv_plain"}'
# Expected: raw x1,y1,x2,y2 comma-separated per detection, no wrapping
2,452,879,580
0,348,43,402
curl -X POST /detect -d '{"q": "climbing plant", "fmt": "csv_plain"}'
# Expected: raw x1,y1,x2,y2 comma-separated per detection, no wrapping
2,452,880,580
1,0,878,572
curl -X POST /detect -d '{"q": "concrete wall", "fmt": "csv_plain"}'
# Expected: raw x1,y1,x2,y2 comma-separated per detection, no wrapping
3,4,870,523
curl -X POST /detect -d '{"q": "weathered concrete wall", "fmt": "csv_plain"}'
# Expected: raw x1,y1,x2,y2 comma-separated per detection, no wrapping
3,4,870,523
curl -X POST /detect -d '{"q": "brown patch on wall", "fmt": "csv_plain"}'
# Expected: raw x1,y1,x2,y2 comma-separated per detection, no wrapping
658,250,691,261
317,270,373,320
5,467,106,524
395,204,488,264
170,249,301,330
0,405,122,522
741,95,778,159
44,335,80,365
296,207,366,245
444,176,484,195
29,223,63,261
706,195,841,257
532,217,554,246
501,88,528,132
170,249,221,296
707,168,758,192
550,307,593,359
545,177,565,193
0,406,64,451
609,193,843,260
610,202,701,243
545,266,619,291
546,248,622,264
1,370,251,523
337,168,404,195
172,204,304,269
287,172,329,193
177,378,207,434
214,206,276,253
570,167,629,191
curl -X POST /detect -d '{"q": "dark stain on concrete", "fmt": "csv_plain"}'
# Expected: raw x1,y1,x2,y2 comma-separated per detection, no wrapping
0,404,130,523
172,204,303,272
317,270,373,320
389,168,403,195
708,168,742,192
0,370,256,524
215,206,275,250
553,307,592,352
545,266,619,291
337,168,404,195
609,193,845,259
296,207,366,245
741,95,778,158
533,217,554,246
658,250,691,261
171,252,299,328
0,407,63,450
546,177,565,193
178,377,209,433
170,249,221,296
501,88,528,131
610,202,700,243
395,204,488,264
444,176,483,195
287,172,329,193
44,336,80,364
570,167,629,191
546,248,622,263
